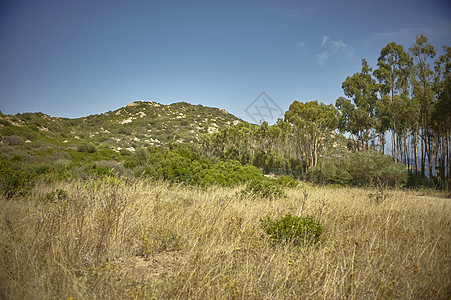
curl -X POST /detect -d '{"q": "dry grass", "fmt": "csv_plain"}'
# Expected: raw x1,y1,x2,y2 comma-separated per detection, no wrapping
0,178,450,299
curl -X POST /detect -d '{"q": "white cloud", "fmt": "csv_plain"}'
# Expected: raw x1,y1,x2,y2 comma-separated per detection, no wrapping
316,51,330,66
317,36,354,65
295,41,306,49
295,41,309,56
331,40,347,49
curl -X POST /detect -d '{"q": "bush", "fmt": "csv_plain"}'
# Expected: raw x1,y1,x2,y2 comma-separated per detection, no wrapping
136,146,266,188
260,213,323,246
275,175,298,187
348,150,407,196
240,179,285,199
306,161,350,185
201,161,262,187
77,142,97,153
2,135,24,146
118,127,132,135
0,160,36,199
0,119,11,126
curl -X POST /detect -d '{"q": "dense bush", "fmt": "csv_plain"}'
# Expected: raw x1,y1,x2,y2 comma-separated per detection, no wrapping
306,160,350,185
260,213,323,246
240,179,285,199
348,150,407,196
275,175,298,188
135,146,265,187
77,142,97,153
2,135,24,146
0,159,36,199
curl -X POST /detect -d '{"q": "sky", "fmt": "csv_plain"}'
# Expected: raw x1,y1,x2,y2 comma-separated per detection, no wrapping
1,0,450,124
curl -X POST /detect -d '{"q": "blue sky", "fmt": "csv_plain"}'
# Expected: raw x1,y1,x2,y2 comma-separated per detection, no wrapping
1,0,450,123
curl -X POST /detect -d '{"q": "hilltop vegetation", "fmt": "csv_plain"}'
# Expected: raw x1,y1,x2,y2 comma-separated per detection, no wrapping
0,100,239,150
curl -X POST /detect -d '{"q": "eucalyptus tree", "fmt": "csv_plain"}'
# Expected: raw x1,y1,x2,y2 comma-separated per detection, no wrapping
433,46,451,181
409,35,436,178
285,100,339,170
373,42,412,162
336,59,378,150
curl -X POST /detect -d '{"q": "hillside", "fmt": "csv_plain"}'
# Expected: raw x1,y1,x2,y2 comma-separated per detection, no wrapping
0,101,241,152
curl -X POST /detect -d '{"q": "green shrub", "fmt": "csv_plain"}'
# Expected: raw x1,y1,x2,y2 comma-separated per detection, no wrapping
77,142,97,153
348,150,407,196
0,160,36,199
275,175,298,187
136,146,265,188
306,161,350,185
120,148,132,156
95,160,131,178
118,127,132,135
2,135,24,146
260,213,323,246
241,179,285,199
0,119,11,126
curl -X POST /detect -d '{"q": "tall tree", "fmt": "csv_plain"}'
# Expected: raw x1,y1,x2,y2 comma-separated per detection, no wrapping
410,34,436,178
285,100,339,170
373,42,412,162
337,59,378,150
433,46,451,181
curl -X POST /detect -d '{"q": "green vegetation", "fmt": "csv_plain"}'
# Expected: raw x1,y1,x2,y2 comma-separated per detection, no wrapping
348,150,408,197
0,159,36,199
0,35,450,299
240,178,285,199
260,213,323,246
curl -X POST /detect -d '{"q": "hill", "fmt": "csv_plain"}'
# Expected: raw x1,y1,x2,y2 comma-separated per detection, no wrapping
0,100,241,153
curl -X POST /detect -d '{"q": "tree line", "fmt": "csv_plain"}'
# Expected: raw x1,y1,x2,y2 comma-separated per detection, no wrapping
200,35,450,187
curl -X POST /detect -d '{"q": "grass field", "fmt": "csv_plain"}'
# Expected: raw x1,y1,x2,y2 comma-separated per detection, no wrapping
1,178,450,299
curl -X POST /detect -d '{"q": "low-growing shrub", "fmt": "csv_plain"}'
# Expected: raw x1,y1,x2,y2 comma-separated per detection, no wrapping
348,150,407,197
275,175,298,187
2,135,24,146
241,179,285,199
77,142,97,153
0,160,36,199
135,146,265,187
260,213,323,246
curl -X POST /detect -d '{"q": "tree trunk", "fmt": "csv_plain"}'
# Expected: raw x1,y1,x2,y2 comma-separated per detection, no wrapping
414,131,418,175
421,128,425,177
380,132,385,153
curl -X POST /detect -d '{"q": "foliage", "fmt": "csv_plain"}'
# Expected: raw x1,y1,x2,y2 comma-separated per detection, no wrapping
275,175,298,188
2,135,24,146
77,142,97,153
0,159,36,199
306,160,350,185
240,179,285,199
260,213,323,246
348,150,407,195
285,100,339,169
135,146,264,187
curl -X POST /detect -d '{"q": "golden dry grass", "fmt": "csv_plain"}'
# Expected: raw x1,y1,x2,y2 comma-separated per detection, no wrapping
0,178,450,299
